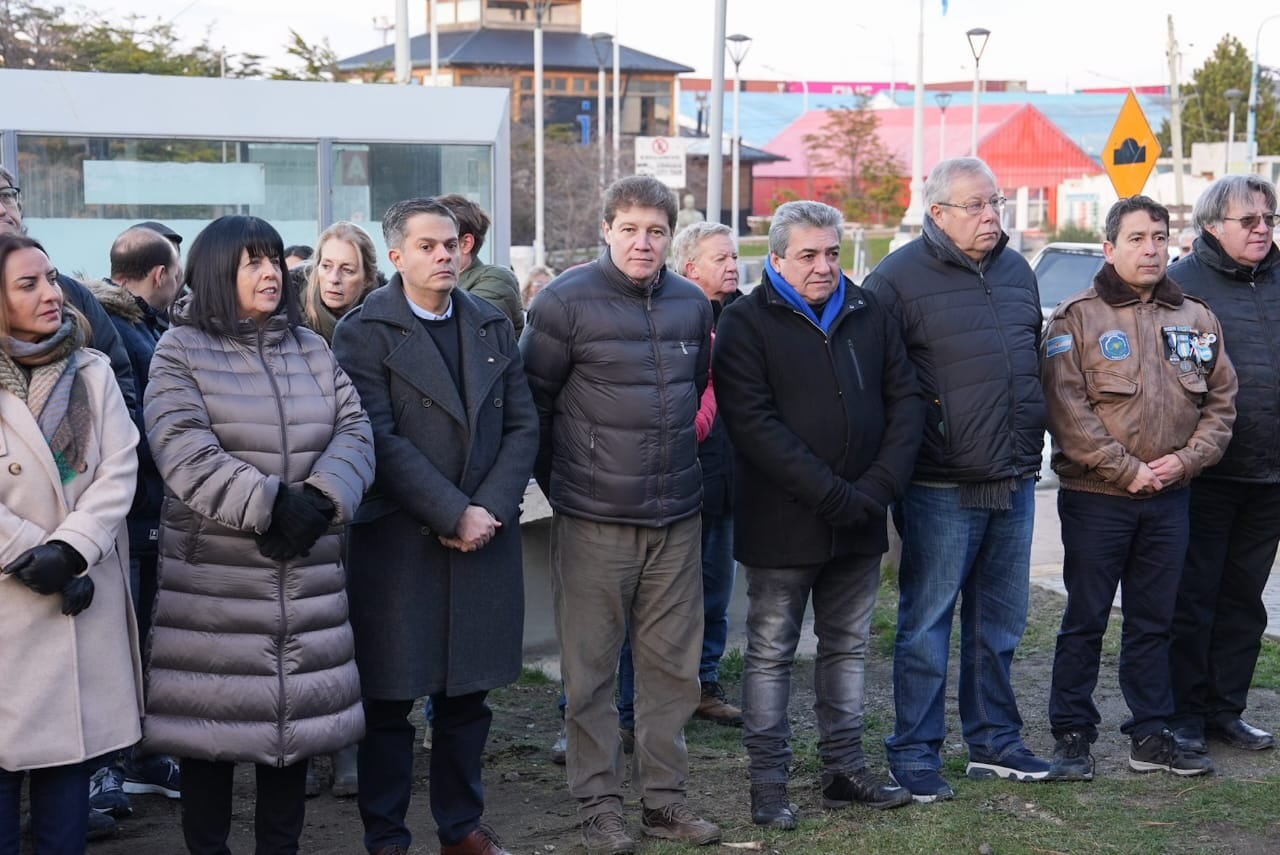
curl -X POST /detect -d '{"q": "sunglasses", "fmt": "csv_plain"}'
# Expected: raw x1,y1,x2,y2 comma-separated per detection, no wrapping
1222,213,1278,230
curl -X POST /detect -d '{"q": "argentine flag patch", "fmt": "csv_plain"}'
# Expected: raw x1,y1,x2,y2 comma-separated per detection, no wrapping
1045,334,1073,357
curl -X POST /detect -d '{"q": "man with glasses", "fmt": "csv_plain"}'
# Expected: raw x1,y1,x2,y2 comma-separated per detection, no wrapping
863,157,1051,801
1167,175,1280,757
1041,195,1235,780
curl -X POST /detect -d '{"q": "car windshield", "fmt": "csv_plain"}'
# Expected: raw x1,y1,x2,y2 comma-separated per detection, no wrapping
1036,250,1106,314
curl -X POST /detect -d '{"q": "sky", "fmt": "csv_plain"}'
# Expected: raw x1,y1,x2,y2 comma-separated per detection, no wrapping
76,1,1273,95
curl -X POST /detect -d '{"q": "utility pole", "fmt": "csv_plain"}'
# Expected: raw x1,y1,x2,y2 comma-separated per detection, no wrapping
1167,15,1186,216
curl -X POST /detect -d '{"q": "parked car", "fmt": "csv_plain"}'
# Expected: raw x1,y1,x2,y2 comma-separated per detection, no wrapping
1030,241,1106,321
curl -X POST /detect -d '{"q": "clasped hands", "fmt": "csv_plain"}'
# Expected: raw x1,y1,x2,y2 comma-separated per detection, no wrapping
1126,454,1185,496
439,505,501,553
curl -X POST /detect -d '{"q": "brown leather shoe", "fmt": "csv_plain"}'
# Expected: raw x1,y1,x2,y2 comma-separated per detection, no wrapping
693,681,743,727
441,825,512,855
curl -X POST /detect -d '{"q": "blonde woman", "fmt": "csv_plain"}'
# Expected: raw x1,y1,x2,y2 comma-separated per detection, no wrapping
304,221,380,344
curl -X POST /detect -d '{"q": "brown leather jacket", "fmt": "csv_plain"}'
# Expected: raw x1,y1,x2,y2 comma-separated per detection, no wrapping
1041,265,1237,497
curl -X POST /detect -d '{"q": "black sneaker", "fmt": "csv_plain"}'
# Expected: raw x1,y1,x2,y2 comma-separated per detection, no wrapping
88,765,132,818
749,782,798,829
822,769,912,810
1129,728,1215,776
966,746,1051,781
889,768,955,804
123,753,182,799
1046,731,1094,781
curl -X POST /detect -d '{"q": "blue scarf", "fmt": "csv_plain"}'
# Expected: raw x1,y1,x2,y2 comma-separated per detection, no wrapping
764,254,846,334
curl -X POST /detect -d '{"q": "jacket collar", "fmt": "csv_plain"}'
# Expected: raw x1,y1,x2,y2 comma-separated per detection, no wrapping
169,293,292,346
921,214,1009,273
1187,229,1280,282
594,249,668,298
1093,262,1184,308
753,269,867,323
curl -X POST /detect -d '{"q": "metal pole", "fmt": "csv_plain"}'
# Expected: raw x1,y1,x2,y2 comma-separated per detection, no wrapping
899,0,926,230
939,109,947,161
970,58,980,154
1227,108,1237,176
1246,14,1280,170
612,6,621,182
1169,15,1185,212
706,0,727,223
394,0,410,84
429,0,439,85
598,65,607,191
533,4,546,267
731,64,742,237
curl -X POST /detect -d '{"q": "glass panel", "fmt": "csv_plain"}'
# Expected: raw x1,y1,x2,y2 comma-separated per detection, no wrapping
17,134,318,279
331,142,493,264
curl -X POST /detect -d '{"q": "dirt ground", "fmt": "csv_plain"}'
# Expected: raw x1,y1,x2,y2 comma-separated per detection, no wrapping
84,587,1280,855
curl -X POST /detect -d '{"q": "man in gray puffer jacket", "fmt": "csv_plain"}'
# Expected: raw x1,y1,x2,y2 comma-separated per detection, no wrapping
520,175,717,855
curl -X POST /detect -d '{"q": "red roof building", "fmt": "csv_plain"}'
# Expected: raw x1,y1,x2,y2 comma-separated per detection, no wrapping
754,103,1103,229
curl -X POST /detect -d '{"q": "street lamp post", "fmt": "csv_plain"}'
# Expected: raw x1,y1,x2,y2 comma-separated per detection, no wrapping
530,0,552,268
726,33,752,239
1246,14,1280,170
1226,87,1245,176
966,27,991,156
934,92,953,162
590,32,612,195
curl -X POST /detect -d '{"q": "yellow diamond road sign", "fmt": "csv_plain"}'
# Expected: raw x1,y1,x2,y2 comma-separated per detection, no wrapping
1102,90,1161,198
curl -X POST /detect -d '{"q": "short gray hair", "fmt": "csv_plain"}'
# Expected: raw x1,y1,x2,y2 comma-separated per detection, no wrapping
671,222,733,271
1193,174,1278,233
924,157,998,207
768,201,843,258
382,197,458,249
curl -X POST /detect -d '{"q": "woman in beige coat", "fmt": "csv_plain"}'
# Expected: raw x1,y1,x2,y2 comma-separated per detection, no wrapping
0,234,141,854
142,216,375,855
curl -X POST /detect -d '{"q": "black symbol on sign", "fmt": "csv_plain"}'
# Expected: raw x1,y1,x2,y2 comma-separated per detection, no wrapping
1113,138,1147,165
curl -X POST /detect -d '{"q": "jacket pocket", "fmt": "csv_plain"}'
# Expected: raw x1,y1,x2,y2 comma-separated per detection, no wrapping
1085,369,1138,399
1176,369,1208,403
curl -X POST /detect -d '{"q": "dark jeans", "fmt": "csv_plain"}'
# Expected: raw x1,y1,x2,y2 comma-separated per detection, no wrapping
358,692,491,852
180,758,307,855
1171,479,1280,728
0,762,88,855
1049,488,1189,742
741,554,882,784
130,552,159,650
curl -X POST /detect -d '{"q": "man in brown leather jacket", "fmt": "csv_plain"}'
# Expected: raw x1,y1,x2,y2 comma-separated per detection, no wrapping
1040,195,1237,782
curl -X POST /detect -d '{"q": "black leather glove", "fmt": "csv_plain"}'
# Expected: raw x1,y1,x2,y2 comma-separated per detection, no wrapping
256,485,334,561
61,574,95,616
4,540,88,595
817,480,885,529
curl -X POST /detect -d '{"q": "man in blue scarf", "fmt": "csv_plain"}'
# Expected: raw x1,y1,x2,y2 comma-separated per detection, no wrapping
713,201,924,828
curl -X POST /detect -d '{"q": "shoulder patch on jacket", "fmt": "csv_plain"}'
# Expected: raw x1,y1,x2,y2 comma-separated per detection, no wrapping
1045,334,1073,357
1099,329,1131,361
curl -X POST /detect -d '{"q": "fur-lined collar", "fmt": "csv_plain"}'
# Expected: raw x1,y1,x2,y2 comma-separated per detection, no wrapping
86,278,146,324
1092,262,1184,308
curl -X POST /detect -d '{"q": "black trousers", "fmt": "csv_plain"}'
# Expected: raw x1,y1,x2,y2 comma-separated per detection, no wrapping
1170,478,1280,726
357,692,490,853
1049,488,1189,742
179,758,307,855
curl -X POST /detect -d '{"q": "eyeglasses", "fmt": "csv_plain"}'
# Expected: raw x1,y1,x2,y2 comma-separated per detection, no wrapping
937,196,1006,216
0,187,20,209
1222,213,1278,230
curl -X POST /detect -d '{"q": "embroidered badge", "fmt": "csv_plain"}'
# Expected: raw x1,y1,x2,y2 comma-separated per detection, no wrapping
1045,335,1073,357
1099,330,1131,361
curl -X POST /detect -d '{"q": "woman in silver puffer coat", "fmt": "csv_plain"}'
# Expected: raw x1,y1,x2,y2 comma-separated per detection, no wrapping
142,215,375,855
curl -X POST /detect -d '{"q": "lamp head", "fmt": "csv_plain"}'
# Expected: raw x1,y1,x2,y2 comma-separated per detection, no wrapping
589,31,612,67
966,27,991,62
726,33,753,67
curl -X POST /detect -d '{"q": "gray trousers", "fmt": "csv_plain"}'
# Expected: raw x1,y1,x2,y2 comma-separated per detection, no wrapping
550,513,703,818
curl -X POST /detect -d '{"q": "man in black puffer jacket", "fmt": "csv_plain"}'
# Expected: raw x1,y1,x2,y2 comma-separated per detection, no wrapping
520,176,718,854
862,157,1050,801
714,201,924,828
1168,174,1280,755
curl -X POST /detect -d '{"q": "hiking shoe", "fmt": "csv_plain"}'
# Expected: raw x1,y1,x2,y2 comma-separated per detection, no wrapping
551,726,567,765
581,811,635,855
619,727,635,755
640,802,721,845
123,753,181,799
822,769,912,810
694,681,744,727
966,746,1051,781
1046,731,1095,781
749,782,798,829
89,765,132,818
1129,728,1215,776
889,768,955,804
86,809,117,841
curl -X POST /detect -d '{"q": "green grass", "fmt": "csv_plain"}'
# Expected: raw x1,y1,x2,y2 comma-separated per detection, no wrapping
1253,636,1280,689
518,664,555,685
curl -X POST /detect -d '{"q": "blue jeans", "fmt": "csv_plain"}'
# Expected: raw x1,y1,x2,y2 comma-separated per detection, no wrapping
617,511,736,728
0,762,88,855
886,479,1035,772
741,553,882,784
